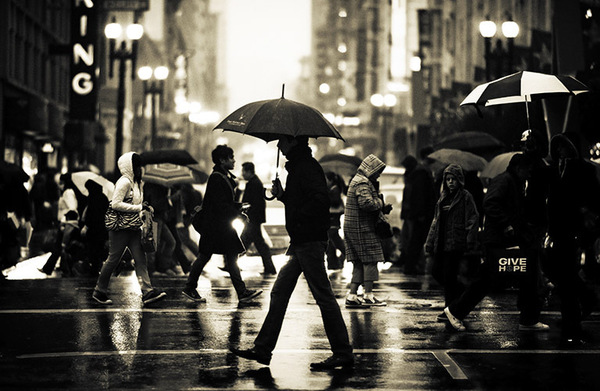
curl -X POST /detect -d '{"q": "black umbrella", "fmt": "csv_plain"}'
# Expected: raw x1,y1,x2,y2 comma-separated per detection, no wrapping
434,131,504,156
318,154,363,179
139,149,198,166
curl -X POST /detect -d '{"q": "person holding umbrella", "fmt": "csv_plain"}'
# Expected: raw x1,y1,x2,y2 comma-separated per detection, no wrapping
182,145,263,304
231,136,354,370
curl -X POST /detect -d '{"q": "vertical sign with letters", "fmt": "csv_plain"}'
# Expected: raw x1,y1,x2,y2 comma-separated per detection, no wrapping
70,0,98,121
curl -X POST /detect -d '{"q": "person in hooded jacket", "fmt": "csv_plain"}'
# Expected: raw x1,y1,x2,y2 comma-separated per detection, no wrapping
425,164,479,320
182,145,262,304
92,152,166,305
444,154,548,332
546,133,600,347
344,154,393,307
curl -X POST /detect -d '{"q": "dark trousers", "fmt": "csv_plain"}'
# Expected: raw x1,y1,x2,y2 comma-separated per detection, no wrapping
185,252,246,297
546,238,592,340
41,230,64,274
432,251,466,307
326,227,346,270
253,241,353,359
85,230,108,275
402,218,430,273
241,222,275,273
448,246,542,326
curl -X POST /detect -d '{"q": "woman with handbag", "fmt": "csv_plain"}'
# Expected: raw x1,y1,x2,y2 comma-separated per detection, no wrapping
424,164,479,321
92,152,166,305
343,154,393,307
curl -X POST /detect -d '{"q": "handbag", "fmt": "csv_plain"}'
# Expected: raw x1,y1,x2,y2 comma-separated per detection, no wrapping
140,210,157,253
190,205,206,232
487,246,528,274
375,214,393,239
105,197,143,231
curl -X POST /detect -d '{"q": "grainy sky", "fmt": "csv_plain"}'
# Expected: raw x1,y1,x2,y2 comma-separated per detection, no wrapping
224,0,311,113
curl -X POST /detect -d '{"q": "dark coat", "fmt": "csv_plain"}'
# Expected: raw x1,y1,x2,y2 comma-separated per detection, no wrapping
481,169,532,248
401,158,436,221
242,174,266,224
83,180,109,237
199,166,244,255
280,145,329,244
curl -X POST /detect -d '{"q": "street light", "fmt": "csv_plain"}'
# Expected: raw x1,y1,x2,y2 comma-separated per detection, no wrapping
105,17,143,169
138,66,169,149
370,93,397,163
479,16,519,80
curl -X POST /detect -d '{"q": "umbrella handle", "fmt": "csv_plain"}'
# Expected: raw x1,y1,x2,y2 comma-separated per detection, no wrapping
264,148,281,201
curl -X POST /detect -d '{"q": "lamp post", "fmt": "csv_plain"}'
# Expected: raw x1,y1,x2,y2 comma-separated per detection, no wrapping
138,66,169,149
104,17,143,168
370,93,397,163
479,17,519,80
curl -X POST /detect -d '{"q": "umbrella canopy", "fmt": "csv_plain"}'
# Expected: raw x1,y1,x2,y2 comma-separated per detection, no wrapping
214,97,343,142
143,163,195,187
71,171,115,198
139,149,198,166
318,154,363,179
460,71,590,129
428,148,488,172
188,164,209,184
434,131,504,153
480,152,522,179
0,161,29,184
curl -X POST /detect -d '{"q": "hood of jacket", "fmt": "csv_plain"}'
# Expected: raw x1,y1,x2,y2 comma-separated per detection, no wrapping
358,154,386,179
443,163,465,189
117,152,136,182
550,134,579,161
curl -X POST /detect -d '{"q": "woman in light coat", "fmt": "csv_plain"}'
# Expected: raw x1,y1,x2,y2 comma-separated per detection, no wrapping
344,154,393,307
92,152,166,306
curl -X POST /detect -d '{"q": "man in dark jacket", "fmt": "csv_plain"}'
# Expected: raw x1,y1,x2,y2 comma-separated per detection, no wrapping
231,136,354,370
81,180,109,276
444,154,548,332
182,145,262,304
241,162,276,274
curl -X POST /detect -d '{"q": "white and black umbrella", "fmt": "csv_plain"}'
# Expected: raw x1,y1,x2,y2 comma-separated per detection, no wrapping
460,71,590,129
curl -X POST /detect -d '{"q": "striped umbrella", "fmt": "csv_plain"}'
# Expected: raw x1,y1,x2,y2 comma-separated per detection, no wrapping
142,163,195,187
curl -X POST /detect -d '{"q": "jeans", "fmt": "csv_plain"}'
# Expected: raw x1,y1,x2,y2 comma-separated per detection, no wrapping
94,229,153,294
326,227,345,270
448,245,542,326
431,251,466,307
241,222,275,273
185,252,247,297
253,241,353,359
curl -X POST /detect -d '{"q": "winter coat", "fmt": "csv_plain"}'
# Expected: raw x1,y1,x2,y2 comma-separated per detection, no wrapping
83,180,109,237
425,164,479,255
112,152,144,215
242,174,266,224
547,134,600,242
481,167,532,248
344,154,386,264
199,166,245,255
400,156,436,221
280,145,330,244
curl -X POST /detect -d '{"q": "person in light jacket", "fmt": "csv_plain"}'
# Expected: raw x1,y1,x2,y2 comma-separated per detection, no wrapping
92,152,166,306
425,164,479,320
344,154,393,307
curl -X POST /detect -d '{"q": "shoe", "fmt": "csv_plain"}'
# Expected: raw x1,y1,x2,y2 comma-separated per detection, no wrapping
239,289,263,303
310,355,354,370
261,269,277,276
362,297,387,306
92,291,113,305
560,338,586,349
444,307,466,331
230,347,271,365
218,265,229,272
519,322,550,331
436,312,447,322
182,289,206,303
345,297,363,309
142,289,167,305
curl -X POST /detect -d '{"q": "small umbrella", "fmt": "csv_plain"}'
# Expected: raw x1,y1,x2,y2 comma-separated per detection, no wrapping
434,131,504,153
480,152,522,179
143,163,195,187
460,70,590,129
139,149,198,166
428,148,488,172
71,171,115,198
318,154,363,179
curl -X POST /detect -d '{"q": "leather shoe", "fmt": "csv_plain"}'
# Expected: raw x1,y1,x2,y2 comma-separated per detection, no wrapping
310,354,354,370
230,347,271,365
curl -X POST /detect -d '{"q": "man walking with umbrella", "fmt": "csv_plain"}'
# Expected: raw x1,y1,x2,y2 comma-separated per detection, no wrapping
231,136,354,370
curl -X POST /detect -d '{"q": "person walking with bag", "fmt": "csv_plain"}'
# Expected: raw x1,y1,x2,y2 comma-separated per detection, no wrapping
424,164,479,321
344,154,393,308
182,145,262,304
231,136,353,370
92,152,166,305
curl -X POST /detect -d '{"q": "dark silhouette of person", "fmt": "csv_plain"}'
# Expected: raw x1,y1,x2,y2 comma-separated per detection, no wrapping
80,179,109,276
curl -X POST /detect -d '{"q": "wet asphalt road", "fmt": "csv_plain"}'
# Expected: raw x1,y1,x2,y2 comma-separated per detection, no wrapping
1,254,600,390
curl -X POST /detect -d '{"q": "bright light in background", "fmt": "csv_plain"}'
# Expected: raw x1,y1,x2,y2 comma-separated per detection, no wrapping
319,83,330,94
